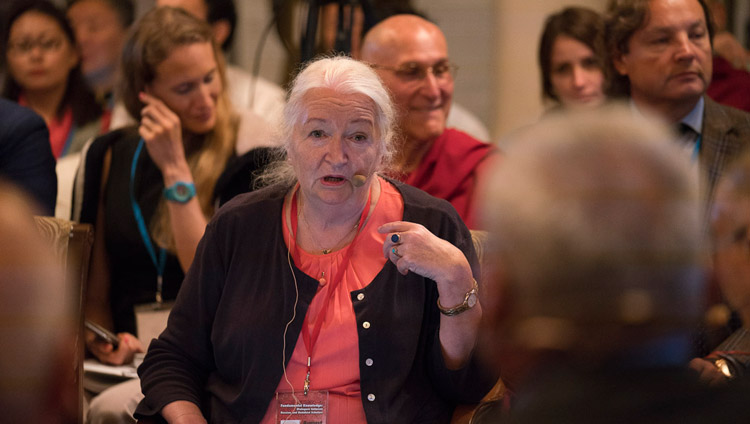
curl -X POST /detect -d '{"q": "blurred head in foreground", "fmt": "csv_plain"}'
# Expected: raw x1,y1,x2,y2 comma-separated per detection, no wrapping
479,105,704,381
711,151,750,326
0,181,75,423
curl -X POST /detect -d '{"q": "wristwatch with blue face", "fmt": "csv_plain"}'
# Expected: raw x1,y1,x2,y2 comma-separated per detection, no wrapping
163,181,196,203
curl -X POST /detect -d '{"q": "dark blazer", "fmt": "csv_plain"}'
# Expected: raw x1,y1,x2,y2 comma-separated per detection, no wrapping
700,96,750,208
0,99,56,215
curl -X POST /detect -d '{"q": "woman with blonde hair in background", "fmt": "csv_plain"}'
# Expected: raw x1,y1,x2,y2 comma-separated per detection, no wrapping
75,6,272,423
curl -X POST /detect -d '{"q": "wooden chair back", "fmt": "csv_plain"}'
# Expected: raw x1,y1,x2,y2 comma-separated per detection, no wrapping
34,216,94,424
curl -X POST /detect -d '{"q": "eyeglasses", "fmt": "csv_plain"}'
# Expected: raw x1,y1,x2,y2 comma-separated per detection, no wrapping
7,37,64,56
371,60,458,83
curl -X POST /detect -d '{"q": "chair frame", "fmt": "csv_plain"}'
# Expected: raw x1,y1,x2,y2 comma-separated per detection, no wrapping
34,216,94,424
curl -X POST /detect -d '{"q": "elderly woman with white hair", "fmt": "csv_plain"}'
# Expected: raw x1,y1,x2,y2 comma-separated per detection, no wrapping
134,56,495,424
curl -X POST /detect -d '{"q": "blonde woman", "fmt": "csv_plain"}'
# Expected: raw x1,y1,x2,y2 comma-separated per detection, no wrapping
77,6,272,366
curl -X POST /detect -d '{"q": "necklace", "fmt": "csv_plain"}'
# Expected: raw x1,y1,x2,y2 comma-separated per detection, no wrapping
289,184,373,395
298,196,359,254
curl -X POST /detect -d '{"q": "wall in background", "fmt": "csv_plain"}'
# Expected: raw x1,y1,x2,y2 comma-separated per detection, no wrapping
232,1,289,89
411,0,495,139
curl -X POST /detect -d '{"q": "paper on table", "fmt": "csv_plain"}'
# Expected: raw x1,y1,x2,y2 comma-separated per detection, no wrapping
83,359,138,379
135,302,172,348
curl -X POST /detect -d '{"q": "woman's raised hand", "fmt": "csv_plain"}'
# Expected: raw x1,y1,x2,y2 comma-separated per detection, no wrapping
380,221,481,368
378,221,474,302
138,92,191,181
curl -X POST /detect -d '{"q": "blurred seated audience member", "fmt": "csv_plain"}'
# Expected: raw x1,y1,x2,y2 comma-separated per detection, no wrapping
0,180,76,424
704,0,750,113
706,0,749,70
2,0,102,159
155,0,285,123
0,98,57,215
475,106,750,423
3,0,104,218
707,55,750,113
538,7,607,112
360,14,498,229
75,7,273,423
690,151,750,384
66,0,135,131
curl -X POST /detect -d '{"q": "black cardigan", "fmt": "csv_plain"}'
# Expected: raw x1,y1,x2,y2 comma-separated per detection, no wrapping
135,180,497,423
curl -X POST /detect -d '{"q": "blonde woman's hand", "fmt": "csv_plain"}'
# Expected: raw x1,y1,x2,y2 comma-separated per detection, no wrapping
138,92,192,184
86,331,144,366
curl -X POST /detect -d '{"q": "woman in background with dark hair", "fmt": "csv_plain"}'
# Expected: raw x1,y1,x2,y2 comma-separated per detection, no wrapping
538,7,607,111
2,0,102,159
67,0,135,131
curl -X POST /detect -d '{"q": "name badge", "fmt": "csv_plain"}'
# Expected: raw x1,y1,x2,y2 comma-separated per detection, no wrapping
275,390,328,424
134,302,173,348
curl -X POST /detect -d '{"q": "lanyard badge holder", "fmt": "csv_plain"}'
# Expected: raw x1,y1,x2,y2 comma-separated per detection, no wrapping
273,186,373,423
275,390,329,424
131,139,173,348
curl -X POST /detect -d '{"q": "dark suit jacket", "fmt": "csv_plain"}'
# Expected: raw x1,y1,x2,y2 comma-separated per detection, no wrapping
0,99,56,215
700,96,750,208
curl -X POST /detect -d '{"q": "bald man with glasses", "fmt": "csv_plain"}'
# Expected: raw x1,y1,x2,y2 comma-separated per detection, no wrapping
361,14,497,229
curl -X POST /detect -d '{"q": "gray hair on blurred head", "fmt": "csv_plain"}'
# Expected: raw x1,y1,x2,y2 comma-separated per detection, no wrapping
0,181,74,422
480,104,704,354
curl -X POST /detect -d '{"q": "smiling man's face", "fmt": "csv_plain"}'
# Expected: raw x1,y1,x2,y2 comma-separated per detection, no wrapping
363,16,453,144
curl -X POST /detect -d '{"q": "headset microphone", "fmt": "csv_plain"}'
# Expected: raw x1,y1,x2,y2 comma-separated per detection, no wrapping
352,174,367,187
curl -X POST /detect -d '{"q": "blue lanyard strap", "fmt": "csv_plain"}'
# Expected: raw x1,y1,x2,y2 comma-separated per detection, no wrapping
692,134,702,162
130,138,167,304
60,124,77,157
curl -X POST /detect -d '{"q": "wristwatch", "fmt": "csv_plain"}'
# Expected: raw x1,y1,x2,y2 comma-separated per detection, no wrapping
437,278,479,316
163,181,196,203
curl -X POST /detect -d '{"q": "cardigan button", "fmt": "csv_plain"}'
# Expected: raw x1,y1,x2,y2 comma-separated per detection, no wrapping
357,293,365,301
367,393,375,402
362,321,371,329
365,358,373,366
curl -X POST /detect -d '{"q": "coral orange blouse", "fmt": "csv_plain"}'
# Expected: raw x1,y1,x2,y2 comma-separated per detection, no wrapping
260,177,404,424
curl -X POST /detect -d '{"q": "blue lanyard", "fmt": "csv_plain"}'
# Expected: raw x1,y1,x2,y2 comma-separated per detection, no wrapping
130,138,167,304
60,124,77,157
692,134,702,162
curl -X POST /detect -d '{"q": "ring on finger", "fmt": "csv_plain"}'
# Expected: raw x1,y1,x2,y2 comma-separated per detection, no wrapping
391,233,402,244
392,246,402,258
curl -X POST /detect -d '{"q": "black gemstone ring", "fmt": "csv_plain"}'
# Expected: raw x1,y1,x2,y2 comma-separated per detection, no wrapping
391,233,402,244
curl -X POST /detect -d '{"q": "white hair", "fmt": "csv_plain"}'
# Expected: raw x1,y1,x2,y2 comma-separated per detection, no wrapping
260,55,397,188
